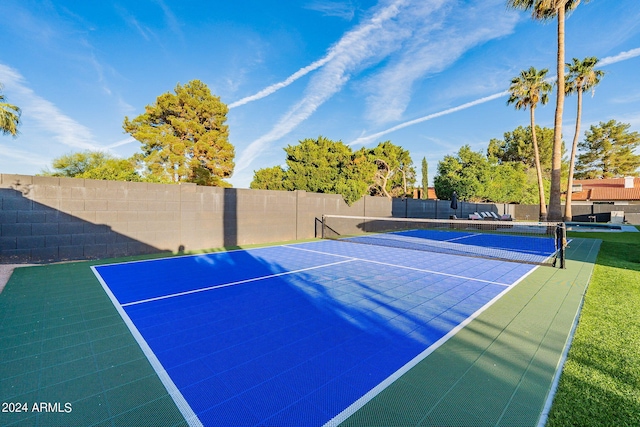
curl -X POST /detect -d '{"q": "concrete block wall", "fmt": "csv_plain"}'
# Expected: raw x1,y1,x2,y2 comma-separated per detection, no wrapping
6,173,602,264
0,174,375,263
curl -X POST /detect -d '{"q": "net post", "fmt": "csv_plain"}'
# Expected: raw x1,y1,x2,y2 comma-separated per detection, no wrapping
557,222,567,269
321,215,326,239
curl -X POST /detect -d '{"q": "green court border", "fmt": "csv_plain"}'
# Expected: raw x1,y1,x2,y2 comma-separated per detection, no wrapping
0,238,599,427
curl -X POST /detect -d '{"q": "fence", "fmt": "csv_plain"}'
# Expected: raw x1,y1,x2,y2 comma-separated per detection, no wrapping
0,175,392,263
1,174,638,264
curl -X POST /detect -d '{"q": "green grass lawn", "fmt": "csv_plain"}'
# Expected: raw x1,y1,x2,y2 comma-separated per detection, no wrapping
546,229,640,426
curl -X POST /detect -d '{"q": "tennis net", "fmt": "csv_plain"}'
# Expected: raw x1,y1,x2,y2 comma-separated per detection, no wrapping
321,215,566,267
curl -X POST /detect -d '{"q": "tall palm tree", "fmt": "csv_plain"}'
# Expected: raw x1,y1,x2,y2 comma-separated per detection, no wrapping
563,56,604,221
507,0,588,221
0,84,21,137
508,67,553,221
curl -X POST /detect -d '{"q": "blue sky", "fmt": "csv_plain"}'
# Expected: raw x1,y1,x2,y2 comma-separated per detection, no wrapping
1,0,639,188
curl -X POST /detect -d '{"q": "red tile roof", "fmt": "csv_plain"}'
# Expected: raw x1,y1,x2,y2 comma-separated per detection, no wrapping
570,178,640,201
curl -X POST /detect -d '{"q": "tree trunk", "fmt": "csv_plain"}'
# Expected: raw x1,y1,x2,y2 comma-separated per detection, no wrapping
548,5,566,222
564,87,583,222
375,159,393,199
531,108,548,221
402,168,407,195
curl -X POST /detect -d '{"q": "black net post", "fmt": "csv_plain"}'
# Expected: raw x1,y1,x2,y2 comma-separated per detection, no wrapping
556,223,567,269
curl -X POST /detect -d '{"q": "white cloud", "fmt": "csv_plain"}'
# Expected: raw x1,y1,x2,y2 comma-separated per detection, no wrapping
236,0,462,172
304,1,357,20
235,0,418,173
0,63,103,151
116,5,155,42
599,47,640,67
363,1,519,124
106,137,136,149
155,0,183,41
234,0,522,174
350,45,640,147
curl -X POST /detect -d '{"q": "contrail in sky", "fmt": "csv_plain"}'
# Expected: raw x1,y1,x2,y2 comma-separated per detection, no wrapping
234,0,410,173
228,55,335,109
350,91,508,146
350,47,640,146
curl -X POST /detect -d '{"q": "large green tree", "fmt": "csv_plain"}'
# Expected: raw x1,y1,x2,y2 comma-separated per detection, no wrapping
488,125,555,173
564,57,604,220
41,150,142,181
1,83,21,137
436,145,540,204
508,0,589,221
575,120,640,179
258,136,375,204
123,80,234,186
366,141,415,199
251,138,416,204
434,145,490,202
507,67,553,221
485,160,540,205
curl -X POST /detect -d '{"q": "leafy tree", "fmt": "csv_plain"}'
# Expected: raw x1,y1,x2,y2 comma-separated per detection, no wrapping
564,57,604,220
1,83,21,137
488,126,555,174
484,160,540,205
123,80,234,186
366,141,415,199
41,150,142,181
284,136,375,205
507,0,590,221
82,158,142,181
575,121,640,179
250,166,288,191
250,137,416,204
435,145,543,204
434,145,490,202
507,67,553,221
421,157,429,199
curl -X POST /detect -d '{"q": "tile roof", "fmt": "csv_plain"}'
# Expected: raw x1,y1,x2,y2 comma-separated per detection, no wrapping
570,177,640,201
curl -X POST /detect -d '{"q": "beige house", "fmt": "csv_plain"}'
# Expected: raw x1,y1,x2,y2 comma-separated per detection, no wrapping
569,177,640,205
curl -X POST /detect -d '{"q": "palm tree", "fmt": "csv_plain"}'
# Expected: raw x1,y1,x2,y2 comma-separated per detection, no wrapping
0,84,21,137
563,57,604,221
508,67,553,221
507,0,589,221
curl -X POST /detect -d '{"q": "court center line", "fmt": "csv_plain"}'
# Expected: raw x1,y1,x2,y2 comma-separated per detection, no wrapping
120,258,358,307
284,245,511,287
445,233,481,242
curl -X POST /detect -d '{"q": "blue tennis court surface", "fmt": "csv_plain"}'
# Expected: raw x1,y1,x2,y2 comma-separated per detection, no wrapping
93,238,539,427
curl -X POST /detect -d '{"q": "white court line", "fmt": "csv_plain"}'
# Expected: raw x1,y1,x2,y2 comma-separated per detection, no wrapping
91,266,204,427
445,233,480,242
120,258,357,307
284,244,511,287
